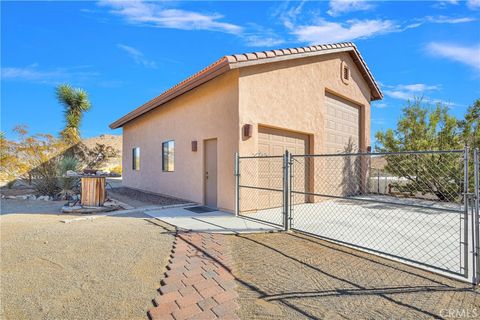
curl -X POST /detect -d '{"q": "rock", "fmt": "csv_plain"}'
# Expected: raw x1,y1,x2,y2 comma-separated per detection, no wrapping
20,195,28,200
103,201,115,207
27,194,36,200
66,170,77,177
6,196,16,199
63,205,82,213
96,171,107,176
37,195,50,201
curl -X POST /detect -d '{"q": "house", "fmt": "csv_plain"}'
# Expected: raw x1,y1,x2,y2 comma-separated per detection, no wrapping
110,42,383,212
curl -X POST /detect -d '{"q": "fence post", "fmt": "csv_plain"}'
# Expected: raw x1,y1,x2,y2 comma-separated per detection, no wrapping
283,150,291,231
463,145,470,280
474,148,479,284
234,152,239,217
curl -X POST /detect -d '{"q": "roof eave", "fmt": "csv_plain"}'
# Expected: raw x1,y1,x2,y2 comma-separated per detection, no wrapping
229,46,382,101
109,43,383,129
109,58,231,129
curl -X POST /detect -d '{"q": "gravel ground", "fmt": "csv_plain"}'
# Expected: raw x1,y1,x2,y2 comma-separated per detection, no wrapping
1,199,65,215
230,232,480,319
107,187,190,208
0,210,175,320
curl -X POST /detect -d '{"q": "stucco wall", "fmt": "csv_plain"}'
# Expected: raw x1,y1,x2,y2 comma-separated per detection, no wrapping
238,51,371,156
122,70,239,212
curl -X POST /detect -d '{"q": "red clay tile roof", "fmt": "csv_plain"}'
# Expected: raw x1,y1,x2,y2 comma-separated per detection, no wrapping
110,42,382,129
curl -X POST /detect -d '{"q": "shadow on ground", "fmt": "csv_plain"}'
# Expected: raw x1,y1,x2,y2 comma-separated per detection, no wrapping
229,232,479,319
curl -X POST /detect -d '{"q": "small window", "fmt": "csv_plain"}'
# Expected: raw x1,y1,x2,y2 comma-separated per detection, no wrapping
132,147,140,171
162,140,175,172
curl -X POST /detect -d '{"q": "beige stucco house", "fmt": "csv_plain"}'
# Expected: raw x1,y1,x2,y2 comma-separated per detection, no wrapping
110,42,382,212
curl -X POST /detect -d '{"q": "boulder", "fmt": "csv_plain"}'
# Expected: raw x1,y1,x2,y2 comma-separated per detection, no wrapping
66,170,77,177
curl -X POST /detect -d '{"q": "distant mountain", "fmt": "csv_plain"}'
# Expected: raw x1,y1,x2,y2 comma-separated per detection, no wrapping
81,134,122,171
82,134,122,153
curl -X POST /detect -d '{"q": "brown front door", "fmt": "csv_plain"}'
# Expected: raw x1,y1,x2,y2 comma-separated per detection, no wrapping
204,139,218,208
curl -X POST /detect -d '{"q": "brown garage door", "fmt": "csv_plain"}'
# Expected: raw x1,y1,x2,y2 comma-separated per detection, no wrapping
324,93,360,153
323,93,362,196
257,126,309,207
258,126,309,156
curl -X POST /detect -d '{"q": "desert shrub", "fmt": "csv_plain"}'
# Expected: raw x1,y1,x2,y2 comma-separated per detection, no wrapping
58,156,79,196
110,165,122,175
31,160,61,196
6,180,15,189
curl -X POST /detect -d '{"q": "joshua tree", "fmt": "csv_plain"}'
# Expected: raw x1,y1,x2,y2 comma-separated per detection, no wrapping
56,84,91,145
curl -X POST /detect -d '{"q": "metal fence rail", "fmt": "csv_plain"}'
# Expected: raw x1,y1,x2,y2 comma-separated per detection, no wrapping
237,155,286,227
236,147,479,284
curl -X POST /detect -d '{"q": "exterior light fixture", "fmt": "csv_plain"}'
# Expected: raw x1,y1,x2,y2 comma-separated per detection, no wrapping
243,124,252,138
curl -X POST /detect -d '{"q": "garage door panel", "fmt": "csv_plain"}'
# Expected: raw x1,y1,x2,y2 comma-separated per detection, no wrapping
324,93,360,154
257,126,310,207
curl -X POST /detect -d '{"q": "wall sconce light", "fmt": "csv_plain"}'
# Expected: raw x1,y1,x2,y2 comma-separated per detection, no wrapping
191,141,198,152
243,124,252,138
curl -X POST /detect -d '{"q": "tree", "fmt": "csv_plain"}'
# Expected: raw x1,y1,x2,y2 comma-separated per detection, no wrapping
56,84,91,145
458,99,480,150
375,98,477,202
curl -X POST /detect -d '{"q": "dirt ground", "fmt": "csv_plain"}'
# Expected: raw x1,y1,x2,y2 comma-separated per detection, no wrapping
230,232,480,320
0,204,175,320
107,187,191,208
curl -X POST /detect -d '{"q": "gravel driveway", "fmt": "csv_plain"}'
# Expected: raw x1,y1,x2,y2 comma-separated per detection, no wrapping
230,232,479,319
0,205,175,320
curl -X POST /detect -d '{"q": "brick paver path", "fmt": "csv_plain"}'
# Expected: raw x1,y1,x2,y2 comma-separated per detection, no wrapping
149,232,239,320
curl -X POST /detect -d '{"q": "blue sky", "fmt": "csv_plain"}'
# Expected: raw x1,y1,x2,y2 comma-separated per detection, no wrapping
2,0,479,146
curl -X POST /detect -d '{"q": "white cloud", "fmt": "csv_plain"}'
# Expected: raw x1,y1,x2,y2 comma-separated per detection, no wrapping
99,0,242,34
467,0,480,9
241,23,285,47
383,83,440,100
382,83,460,107
292,19,398,44
327,0,373,16
424,15,477,24
425,42,480,70
395,84,441,92
1,64,99,84
117,44,157,69
243,35,285,47
373,103,388,109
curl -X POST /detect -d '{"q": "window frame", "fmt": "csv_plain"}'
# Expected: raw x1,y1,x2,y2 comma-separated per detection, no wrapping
132,147,140,171
162,140,175,172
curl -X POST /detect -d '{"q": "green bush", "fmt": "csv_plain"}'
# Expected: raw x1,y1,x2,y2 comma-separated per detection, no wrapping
58,156,79,196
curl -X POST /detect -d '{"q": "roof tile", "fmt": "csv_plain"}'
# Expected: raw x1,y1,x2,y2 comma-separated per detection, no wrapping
110,42,383,128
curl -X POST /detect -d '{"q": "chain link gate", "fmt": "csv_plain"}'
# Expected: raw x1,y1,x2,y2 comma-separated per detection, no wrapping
236,148,479,284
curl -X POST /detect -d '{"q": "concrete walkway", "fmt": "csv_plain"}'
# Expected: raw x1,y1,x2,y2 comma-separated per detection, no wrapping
145,207,280,234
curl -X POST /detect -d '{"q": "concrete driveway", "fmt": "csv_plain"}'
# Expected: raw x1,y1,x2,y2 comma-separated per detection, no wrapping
145,206,280,234
241,195,466,280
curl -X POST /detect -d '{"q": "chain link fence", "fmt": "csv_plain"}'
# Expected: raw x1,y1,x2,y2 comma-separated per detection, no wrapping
237,155,286,227
236,148,479,284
